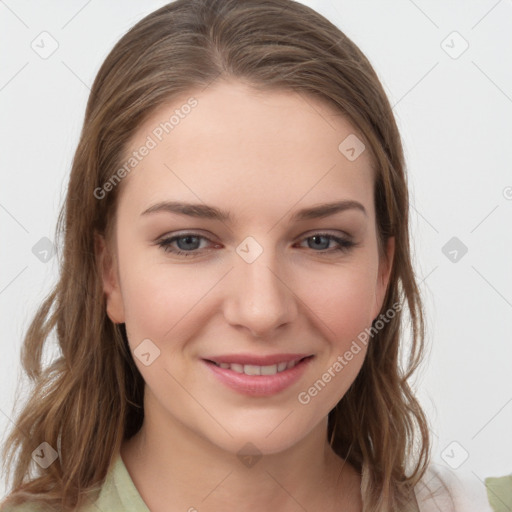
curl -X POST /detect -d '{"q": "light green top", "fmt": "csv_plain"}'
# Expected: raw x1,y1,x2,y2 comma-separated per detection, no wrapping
2,454,509,511
80,453,150,512
485,474,512,512
1,454,150,512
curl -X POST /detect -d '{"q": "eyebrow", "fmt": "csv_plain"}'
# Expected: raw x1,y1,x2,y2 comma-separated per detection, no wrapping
140,200,367,222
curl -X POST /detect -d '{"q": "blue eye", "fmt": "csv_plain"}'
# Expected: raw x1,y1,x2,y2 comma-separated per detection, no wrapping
157,234,208,257
300,233,354,252
156,232,355,257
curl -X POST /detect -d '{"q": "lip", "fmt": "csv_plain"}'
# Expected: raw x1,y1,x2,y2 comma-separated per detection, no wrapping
204,353,310,366
202,355,314,396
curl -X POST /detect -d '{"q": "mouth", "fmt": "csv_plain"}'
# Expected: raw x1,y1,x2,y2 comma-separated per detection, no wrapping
202,355,314,396
204,355,313,376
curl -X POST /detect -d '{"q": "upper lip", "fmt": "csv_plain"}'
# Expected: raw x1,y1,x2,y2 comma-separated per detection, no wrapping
204,353,312,366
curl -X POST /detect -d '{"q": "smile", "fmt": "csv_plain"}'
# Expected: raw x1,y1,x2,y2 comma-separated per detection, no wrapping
202,355,314,396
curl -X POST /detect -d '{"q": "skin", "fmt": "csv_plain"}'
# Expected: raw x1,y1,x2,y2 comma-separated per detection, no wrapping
97,79,394,512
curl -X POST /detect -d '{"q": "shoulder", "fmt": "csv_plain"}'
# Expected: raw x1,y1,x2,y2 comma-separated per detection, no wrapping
414,463,494,512
0,453,148,512
81,452,149,512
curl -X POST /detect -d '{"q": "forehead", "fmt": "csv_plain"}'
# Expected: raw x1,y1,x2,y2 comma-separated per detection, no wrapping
118,80,375,224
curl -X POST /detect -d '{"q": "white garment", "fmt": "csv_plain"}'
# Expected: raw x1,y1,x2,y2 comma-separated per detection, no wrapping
415,463,493,512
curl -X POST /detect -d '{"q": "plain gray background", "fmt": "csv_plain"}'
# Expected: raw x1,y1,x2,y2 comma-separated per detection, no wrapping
1,0,511,500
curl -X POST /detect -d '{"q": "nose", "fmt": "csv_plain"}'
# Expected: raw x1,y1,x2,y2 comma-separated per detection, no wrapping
223,241,297,338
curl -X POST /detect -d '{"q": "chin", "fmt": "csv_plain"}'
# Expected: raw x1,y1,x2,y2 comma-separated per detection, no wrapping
213,433,303,459
197,414,318,459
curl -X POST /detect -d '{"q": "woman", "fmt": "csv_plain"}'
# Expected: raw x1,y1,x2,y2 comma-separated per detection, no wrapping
0,0,494,511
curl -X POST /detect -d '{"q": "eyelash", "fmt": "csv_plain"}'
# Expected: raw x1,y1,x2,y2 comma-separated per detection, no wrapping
156,232,356,257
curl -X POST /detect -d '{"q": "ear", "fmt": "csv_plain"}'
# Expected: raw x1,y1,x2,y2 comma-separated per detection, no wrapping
372,236,395,321
95,232,125,324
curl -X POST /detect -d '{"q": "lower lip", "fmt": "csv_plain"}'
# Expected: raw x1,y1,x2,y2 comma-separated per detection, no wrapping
203,357,314,397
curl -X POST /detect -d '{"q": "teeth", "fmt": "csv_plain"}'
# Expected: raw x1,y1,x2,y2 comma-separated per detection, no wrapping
214,359,301,375
230,363,244,373
261,364,277,375
244,364,261,375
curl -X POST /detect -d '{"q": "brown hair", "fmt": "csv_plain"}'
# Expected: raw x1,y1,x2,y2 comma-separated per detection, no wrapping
1,1,430,510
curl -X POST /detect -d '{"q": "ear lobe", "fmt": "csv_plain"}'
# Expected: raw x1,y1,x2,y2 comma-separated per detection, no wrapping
94,232,125,324
372,236,395,321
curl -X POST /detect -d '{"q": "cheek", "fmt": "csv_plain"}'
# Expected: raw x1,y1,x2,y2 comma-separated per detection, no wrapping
299,259,379,344
121,264,211,343
293,265,376,411
115,233,211,343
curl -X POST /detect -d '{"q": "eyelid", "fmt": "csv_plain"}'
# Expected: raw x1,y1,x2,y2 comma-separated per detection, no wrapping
300,228,353,239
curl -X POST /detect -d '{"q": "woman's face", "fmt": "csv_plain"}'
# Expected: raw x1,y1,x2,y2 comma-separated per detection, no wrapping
99,79,394,455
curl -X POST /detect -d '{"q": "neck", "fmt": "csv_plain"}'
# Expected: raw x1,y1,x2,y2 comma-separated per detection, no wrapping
121,390,361,511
